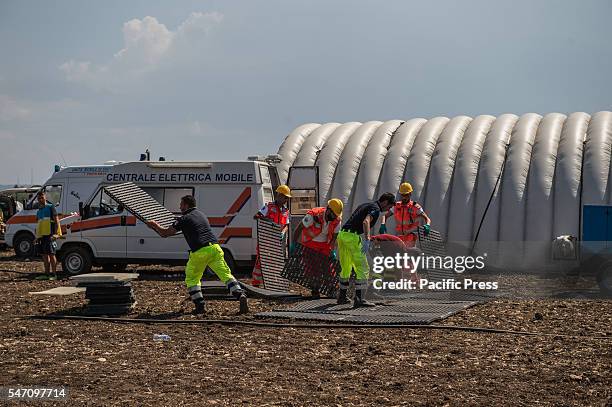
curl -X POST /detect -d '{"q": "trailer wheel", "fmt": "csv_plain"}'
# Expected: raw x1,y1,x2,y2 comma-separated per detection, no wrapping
14,232,35,258
61,246,93,275
597,261,612,297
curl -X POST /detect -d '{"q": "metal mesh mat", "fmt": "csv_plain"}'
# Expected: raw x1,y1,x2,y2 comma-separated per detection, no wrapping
257,219,290,291
256,311,442,325
103,182,176,230
281,243,339,297
276,298,476,315
416,226,456,282
256,297,480,325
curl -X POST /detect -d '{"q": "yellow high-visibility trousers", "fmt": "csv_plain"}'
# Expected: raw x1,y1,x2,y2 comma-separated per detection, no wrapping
185,244,235,288
337,230,369,289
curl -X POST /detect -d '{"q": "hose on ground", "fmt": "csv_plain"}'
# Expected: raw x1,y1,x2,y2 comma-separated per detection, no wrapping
23,314,611,340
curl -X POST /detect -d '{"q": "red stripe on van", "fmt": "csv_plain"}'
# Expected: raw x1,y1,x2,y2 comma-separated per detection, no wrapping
218,227,252,244
209,187,251,227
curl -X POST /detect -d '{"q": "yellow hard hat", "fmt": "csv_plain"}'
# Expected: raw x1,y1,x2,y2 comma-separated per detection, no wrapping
327,198,343,216
399,182,413,195
276,184,292,198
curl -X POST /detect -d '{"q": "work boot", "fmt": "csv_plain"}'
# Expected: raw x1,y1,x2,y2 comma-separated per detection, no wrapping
192,301,207,315
353,289,375,308
337,288,350,305
238,293,249,314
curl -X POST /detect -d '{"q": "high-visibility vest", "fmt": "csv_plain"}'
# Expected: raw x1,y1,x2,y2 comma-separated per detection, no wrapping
393,201,422,235
300,207,340,244
264,202,289,225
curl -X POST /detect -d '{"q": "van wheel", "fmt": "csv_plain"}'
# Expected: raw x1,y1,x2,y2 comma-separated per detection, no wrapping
14,233,35,258
102,264,128,272
61,246,93,275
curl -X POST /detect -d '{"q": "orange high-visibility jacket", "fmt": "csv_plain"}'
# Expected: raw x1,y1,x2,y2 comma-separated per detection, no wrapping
300,207,340,244
393,201,423,235
263,202,289,225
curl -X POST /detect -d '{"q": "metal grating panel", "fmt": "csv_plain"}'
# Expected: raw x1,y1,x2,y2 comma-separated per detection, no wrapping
416,226,456,282
257,219,290,291
274,298,477,315
281,243,339,297
256,296,482,325
103,182,176,230
255,311,439,325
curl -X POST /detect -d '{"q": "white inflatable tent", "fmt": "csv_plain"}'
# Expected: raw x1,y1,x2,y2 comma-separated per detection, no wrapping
276,112,612,270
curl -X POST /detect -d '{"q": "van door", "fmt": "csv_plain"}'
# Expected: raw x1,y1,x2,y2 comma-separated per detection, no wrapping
75,188,128,259
66,178,98,215
126,187,191,260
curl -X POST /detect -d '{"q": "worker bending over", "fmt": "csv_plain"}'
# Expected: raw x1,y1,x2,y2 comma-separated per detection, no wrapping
147,195,248,315
291,198,343,297
337,193,395,307
251,185,292,286
379,182,431,247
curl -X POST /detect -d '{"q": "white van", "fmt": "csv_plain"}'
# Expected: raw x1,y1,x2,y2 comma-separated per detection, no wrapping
5,165,113,257
56,160,279,274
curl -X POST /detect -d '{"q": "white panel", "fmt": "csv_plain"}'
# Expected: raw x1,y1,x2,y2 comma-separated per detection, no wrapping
553,112,590,238
350,120,403,214
288,167,318,189
292,123,340,167
276,123,321,183
524,113,566,265
422,116,472,236
498,113,542,268
472,114,518,257
446,115,495,243
376,119,427,198
330,121,382,208
402,117,450,204
316,122,362,202
498,113,542,240
583,111,612,205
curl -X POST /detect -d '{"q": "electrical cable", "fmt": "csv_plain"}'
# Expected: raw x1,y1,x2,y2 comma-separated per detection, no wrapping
23,314,611,340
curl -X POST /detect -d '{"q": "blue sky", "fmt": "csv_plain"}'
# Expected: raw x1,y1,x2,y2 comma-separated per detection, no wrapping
0,0,611,184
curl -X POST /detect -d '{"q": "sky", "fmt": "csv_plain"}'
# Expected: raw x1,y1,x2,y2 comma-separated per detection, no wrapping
0,0,611,184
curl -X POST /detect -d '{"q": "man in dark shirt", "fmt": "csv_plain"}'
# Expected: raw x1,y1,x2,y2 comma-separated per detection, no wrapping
147,195,248,315
337,192,395,307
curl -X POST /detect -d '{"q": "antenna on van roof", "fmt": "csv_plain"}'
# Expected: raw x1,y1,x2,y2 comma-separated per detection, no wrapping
59,152,68,166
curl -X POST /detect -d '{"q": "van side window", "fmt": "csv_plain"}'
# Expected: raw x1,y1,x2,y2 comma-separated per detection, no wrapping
31,185,63,209
142,187,194,214
87,189,123,218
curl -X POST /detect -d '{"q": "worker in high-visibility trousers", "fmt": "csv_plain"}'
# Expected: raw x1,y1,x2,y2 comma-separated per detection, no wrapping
251,185,291,286
379,182,431,247
337,193,395,307
291,198,343,298
147,195,248,315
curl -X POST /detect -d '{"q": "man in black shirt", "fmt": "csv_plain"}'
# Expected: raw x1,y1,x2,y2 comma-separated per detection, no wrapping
337,192,395,307
147,195,247,315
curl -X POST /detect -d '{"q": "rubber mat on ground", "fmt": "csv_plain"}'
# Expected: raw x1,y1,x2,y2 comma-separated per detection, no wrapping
103,182,176,230
281,243,339,297
257,219,290,291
